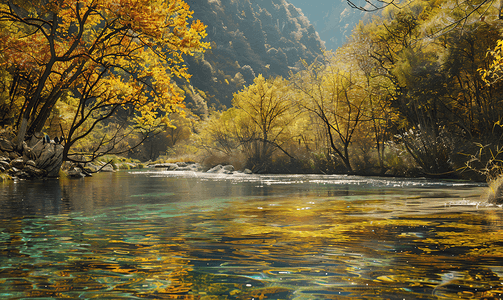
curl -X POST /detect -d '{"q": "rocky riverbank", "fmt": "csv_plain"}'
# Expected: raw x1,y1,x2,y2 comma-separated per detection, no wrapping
148,162,253,175
0,135,63,180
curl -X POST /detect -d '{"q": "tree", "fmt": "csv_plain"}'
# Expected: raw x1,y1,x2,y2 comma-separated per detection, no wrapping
0,0,209,161
232,74,296,171
291,53,369,173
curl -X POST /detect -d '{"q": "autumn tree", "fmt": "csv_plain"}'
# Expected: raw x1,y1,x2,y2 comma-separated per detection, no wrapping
0,0,209,161
232,75,297,171
291,53,369,173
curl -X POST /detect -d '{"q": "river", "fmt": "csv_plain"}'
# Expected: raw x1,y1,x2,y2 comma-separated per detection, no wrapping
1,170,502,299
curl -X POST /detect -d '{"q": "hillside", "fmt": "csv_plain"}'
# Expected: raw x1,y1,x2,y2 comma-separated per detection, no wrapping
183,0,326,111
286,0,371,51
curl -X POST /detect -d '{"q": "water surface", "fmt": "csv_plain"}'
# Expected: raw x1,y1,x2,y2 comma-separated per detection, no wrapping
1,171,502,299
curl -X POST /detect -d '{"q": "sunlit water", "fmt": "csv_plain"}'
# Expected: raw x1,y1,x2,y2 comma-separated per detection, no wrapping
1,170,502,299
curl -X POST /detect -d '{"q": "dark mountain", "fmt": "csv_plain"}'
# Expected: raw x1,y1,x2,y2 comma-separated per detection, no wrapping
183,0,326,111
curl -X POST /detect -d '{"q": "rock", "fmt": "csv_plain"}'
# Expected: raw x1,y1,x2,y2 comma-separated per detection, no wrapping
243,168,253,174
207,164,235,174
8,151,19,160
0,138,13,152
66,167,86,178
22,142,36,161
23,165,47,178
206,164,223,173
222,165,234,173
9,158,25,169
152,163,178,170
84,162,99,173
0,160,9,169
7,167,19,174
25,160,36,167
32,140,64,177
100,164,114,172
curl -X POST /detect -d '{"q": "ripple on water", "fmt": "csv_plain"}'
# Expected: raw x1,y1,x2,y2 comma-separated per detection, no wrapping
0,172,501,299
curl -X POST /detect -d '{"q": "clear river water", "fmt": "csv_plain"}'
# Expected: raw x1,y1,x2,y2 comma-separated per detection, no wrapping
1,170,502,299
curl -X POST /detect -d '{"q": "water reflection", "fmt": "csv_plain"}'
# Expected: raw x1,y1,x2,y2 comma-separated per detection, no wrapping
1,171,502,299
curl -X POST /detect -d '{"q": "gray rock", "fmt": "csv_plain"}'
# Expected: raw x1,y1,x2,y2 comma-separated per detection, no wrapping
8,151,19,160
0,160,9,169
175,163,202,172
84,162,99,173
243,168,253,174
0,138,13,152
14,170,29,178
100,164,114,172
222,165,234,172
152,163,178,170
25,160,36,167
7,167,19,174
9,158,25,169
22,142,36,161
207,164,235,174
23,165,46,178
206,164,223,173
32,140,64,177
66,167,85,178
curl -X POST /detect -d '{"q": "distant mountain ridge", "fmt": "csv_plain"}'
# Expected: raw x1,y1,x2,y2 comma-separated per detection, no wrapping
286,0,371,51
183,0,327,110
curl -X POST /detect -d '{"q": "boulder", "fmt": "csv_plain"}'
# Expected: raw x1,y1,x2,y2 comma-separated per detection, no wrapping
7,167,19,175
207,164,235,174
206,164,223,173
100,164,114,172
222,165,234,173
175,163,203,172
32,140,64,177
0,160,9,169
22,142,36,161
9,158,25,169
25,160,36,167
0,138,13,152
83,162,100,173
8,151,19,160
66,167,86,178
152,163,178,170
23,165,47,178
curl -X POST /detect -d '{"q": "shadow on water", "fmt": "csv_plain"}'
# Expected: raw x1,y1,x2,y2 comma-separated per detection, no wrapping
1,170,502,299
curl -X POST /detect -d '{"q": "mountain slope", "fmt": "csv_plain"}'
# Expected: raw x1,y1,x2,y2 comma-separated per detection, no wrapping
286,0,371,51
183,0,326,110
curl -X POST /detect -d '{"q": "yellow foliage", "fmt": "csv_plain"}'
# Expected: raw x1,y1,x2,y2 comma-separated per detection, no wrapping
0,0,209,153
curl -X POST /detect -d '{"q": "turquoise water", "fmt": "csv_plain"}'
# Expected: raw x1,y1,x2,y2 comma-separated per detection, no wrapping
1,171,502,299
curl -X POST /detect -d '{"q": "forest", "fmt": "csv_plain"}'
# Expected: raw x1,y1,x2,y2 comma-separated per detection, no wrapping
2,0,503,182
